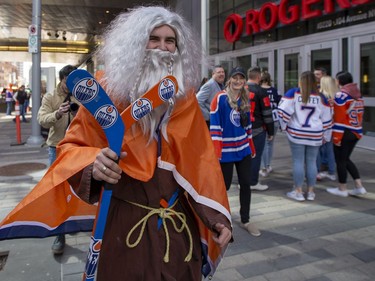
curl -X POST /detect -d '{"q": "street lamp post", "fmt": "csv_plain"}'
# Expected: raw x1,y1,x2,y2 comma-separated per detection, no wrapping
26,0,44,146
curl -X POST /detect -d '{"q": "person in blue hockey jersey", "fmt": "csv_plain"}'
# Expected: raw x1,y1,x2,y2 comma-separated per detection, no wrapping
210,67,260,236
278,71,332,202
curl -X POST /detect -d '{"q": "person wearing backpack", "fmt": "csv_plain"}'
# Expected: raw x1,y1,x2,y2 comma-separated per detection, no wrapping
13,85,28,122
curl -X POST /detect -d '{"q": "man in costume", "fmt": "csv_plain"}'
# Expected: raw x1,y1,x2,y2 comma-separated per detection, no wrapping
58,6,232,280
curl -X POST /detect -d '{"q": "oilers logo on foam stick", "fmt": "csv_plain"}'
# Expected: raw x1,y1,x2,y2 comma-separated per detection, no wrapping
72,78,99,103
131,98,153,121
94,105,118,129
84,237,102,279
158,77,176,101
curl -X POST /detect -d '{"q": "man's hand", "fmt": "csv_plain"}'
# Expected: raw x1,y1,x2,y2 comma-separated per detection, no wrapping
267,135,274,141
212,223,232,248
55,101,70,119
92,147,127,184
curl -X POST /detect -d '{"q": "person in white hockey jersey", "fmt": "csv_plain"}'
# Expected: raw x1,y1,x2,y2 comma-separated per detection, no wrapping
278,71,332,201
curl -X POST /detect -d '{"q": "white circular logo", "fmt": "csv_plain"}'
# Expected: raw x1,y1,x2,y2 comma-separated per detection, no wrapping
230,109,241,127
158,78,176,101
131,98,153,121
72,78,99,104
94,105,118,129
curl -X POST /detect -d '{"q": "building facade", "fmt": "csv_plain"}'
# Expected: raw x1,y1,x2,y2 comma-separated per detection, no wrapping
204,0,375,150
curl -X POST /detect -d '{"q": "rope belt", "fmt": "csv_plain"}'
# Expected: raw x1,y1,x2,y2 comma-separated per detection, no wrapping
125,199,193,263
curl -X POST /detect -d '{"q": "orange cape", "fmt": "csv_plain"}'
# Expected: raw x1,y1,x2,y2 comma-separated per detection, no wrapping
0,92,231,278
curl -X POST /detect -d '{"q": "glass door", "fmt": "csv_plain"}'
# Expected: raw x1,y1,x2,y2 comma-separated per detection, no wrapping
284,54,299,92
278,47,303,94
236,54,252,75
311,49,332,74
306,40,339,77
252,51,275,80
353,34,375,150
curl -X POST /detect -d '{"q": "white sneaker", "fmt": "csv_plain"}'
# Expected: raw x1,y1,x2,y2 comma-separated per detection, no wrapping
307,191,316,201
240,222,261,237
266,166,273,174
317,171,327,180
251,182,269,191
287,190,305,201
326,187,348,197
325,173,336,181
259,169,268,177
349,187,367,196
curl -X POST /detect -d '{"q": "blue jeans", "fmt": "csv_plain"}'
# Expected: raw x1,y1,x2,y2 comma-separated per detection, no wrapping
261,123,278,169
316,141,335,174
250,130,266,186
48,146,57,166
19,103,27,121
6,101,12,115
289,141,319,188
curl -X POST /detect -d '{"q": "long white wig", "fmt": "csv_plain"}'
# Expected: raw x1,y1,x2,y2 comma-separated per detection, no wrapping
97,6,202,104
96,6,203,141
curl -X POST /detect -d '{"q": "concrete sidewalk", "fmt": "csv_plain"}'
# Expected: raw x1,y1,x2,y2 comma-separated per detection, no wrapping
0,111,374,281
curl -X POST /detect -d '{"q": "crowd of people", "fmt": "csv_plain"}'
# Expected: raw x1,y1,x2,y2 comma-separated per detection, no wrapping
197,64,367,236
2,85,30,122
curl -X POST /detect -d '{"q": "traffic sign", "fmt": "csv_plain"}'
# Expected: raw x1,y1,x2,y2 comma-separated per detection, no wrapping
28,35,39,53
28,24,38,35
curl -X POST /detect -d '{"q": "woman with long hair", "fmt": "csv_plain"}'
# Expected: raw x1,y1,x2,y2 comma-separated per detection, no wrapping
316,76,338,181
210,67,259,236
278,71,332,201
326,71,367,197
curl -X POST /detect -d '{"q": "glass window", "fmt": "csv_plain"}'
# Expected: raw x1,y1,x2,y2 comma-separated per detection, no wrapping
235,1,253,14
219,0,233,13
363,107,375,136
311,48,332,75
277,22,306,41
218,11,234,53
284,53,299,92
257,57,269,73
209,0,219,18
360,42,375,98
274,50,278,87
342,38,348,72
208,17,219,55
360,42,375,137
237,55,252,74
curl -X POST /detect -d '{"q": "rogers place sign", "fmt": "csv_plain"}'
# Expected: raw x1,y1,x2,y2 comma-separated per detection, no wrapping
224,0,372,43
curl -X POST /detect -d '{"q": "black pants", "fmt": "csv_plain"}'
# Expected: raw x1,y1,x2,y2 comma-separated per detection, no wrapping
220,155,252,224
334,130,360,184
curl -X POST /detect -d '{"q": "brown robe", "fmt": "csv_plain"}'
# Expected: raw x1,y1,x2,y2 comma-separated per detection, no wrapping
72,166,230,281
60,92,232,280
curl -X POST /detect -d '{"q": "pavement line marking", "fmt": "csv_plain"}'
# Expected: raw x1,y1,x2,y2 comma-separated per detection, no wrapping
0,150,41,156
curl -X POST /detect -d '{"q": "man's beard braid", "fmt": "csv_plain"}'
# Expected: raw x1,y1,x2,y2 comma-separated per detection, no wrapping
132,49,179,143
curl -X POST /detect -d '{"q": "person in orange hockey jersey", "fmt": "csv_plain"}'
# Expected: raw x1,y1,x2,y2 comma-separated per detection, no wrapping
327,71,367,197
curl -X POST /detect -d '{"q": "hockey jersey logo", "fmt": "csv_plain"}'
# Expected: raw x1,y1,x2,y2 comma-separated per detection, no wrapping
229,109,241,127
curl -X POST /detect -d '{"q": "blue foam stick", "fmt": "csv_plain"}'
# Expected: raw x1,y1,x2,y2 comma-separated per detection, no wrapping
66,69,124,155
66,69,124,281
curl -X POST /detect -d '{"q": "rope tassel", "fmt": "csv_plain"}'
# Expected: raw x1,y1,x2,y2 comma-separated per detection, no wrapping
125,199,193,263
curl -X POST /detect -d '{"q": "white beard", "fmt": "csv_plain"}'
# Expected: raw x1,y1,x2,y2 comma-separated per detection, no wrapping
132,49,182,142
